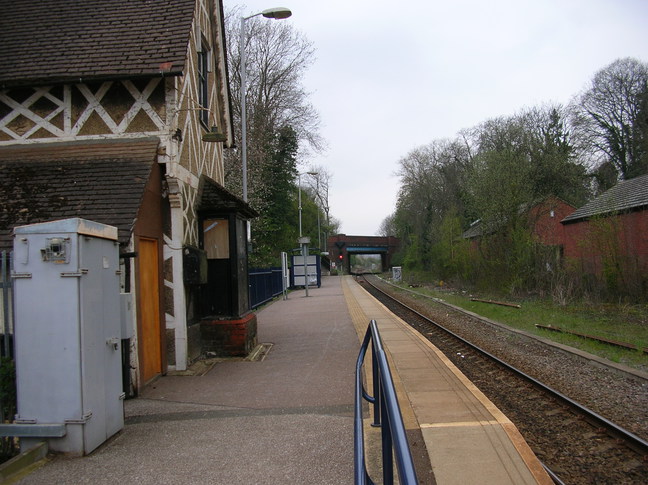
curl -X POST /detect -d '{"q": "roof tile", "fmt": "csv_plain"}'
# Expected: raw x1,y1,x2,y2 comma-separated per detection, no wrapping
562,174,648,223
0,0,196,87
0,138,159,250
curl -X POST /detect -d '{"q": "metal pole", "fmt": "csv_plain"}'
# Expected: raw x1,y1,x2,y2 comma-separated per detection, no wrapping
303,242,309,297
1,251,10,359
240,16,248,203
315,176,321,250
298,173,303,237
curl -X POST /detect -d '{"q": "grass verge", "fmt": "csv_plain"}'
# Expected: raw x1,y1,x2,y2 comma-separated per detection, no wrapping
387,278,648,372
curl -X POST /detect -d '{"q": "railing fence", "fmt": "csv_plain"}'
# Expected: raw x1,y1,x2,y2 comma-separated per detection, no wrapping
355,319,418,485
0,251,12,360
249,267,283,309
1,250,17,460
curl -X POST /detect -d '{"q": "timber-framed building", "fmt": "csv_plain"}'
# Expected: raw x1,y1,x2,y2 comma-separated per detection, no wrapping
0,0,256,394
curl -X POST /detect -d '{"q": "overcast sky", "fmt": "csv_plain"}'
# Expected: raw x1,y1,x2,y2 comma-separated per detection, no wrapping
226,0,648,236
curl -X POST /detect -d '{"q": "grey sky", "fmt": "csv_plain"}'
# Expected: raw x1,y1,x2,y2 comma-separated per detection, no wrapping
228,0,648,235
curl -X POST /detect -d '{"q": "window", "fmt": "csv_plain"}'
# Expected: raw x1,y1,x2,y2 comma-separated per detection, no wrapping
203,218,229,259
197,38,210,127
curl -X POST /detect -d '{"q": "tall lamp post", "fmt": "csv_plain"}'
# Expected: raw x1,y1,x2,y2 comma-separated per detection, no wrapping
298,171,319,237
298,171,318,296
240,7,292,203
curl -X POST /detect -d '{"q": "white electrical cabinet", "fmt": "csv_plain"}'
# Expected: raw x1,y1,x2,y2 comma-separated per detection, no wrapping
13,218,124,455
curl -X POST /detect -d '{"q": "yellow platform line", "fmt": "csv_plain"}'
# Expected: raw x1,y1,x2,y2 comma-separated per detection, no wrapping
341,276,420,430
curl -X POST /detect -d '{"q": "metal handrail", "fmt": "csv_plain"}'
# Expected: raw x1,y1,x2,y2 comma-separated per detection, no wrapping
354,319,418,485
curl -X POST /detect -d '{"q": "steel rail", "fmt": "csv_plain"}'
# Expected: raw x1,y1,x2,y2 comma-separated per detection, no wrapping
360,276,648,456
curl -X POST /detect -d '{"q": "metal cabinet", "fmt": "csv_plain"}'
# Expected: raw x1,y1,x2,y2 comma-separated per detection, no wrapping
13,218,124,455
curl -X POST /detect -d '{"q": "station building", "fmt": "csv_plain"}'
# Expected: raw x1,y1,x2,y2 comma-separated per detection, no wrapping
0,0,255,394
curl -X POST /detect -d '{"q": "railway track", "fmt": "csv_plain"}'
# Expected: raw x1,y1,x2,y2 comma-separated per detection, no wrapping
358,274,648,485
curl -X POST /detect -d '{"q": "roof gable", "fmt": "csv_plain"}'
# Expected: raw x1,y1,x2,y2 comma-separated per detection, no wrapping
197,176,259,219
462,196,575,239
0,138,159,251
0,0,196,87
562,174,648,224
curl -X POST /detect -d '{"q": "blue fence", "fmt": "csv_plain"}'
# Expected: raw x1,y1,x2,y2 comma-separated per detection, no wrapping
355,320,418,485
249,267,283,309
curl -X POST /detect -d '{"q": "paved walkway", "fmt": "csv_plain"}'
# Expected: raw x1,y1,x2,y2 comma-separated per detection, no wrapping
15,276,359,484
12,274,551,484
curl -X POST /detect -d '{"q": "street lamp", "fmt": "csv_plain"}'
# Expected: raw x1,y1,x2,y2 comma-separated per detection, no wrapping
298,171,318,296
298,171,318,237
240,7,292,203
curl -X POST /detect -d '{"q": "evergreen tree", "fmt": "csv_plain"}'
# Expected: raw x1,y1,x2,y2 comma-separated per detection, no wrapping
250,126,299,266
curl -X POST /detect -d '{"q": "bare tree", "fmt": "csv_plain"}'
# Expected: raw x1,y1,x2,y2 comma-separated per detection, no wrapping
378,213,397,237
304,166,333,247
223,6,323,200
569,57,648,181
221,6,326,264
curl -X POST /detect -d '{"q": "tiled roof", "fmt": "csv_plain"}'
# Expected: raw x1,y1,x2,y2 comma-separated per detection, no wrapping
0,138,159,251
462,219,485,239
0,0,196,87
561,174,648,224
198,176,259,219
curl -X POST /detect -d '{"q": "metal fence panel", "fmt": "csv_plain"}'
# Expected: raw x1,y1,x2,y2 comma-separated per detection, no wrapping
249,267,283,309
0,251,12,359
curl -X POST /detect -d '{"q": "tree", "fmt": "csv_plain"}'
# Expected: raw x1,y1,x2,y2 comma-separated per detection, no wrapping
223,7,324,264
303,166,334,248
378,213,397,237
569,57,648,180
467,106,587,225
525,105,589,205
393,139,472,271
224,7,322,195
250,125,299,266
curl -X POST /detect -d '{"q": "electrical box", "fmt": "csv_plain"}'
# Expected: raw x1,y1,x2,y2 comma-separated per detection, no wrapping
13,218,124,455
183,246,208,285
120,293,134,340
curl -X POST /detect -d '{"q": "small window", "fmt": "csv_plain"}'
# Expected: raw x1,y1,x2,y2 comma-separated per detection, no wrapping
197,39,210,127
203,219,229,259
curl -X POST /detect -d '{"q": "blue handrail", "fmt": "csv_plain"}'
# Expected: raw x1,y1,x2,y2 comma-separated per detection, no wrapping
354,319,418,485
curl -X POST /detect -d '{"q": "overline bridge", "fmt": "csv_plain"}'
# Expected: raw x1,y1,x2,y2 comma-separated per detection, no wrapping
327,234,400,274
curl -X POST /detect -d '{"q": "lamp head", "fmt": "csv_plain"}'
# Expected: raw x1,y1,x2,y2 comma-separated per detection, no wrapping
261,7,292,19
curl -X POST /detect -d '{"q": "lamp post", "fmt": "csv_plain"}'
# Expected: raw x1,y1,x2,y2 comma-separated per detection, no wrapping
298,171,319,237
240,7,292,203
298,171,318,296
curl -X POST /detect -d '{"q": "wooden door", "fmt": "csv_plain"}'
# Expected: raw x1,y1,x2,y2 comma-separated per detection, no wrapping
139,237,162,383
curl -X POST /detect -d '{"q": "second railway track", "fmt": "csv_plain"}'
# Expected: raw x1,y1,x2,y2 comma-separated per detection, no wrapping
359,274,648,485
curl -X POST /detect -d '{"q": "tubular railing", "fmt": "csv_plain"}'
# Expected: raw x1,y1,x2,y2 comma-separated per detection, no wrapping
354,319,418,485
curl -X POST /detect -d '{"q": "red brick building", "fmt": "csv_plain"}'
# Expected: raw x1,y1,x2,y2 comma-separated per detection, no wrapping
561,174,648,294
463,196,576,249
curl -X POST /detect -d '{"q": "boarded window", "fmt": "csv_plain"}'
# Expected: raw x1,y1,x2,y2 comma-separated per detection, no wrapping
203,219,229,259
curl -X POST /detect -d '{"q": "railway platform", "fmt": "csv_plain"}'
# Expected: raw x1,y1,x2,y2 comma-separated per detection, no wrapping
344,276,552,485
10,275,551,484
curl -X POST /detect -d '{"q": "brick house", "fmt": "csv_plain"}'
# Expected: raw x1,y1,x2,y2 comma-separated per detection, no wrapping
561,174,648,295
0,0,256,393
463,196,576,249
